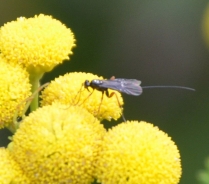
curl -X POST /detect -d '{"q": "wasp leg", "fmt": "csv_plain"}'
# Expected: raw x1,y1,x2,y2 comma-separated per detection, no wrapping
95,91,105,120
13,82,50,125
77,88,95,106
72,84,85,106
106,90,126,122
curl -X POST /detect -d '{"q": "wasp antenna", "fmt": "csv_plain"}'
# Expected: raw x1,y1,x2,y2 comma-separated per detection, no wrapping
142,86,195,91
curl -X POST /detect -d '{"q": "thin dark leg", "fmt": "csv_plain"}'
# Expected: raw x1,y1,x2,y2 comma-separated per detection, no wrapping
72,84,85,105
14,82,50,123
78,89,95,106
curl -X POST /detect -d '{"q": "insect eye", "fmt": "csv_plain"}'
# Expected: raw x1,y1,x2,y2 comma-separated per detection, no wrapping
84,80,90,87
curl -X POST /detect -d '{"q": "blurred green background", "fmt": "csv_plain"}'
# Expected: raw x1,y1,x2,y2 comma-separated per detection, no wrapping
0,0,209,183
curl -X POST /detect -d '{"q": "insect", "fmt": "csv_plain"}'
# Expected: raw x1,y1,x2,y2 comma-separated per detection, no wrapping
83,76,195,121
84,76,142,97
84,76,195,97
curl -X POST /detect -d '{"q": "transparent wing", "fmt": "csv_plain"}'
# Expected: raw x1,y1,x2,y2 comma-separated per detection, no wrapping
99,78,142,96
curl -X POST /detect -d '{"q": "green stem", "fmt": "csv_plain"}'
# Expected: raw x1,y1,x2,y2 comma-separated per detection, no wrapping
8,72,44,134
31,78,39,111
7,121,19,134
29,73,43,112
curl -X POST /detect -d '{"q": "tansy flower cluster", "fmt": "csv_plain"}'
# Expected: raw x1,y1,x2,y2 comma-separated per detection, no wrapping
9,104,106,183
0,14,182,183
41,72,124,121
96,121,181,184
0,147,30,183
0,14,76,76
0,57,31,130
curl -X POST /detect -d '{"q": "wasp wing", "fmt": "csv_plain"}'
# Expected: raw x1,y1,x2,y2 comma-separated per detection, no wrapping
99,78,142,96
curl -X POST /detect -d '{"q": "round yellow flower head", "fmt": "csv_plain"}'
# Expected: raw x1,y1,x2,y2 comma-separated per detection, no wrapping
41,72,124,121
9,103,106,184
96,121,182,184
0,147,30,183
203,3,209,49
0,14,76,75
0,57,31,128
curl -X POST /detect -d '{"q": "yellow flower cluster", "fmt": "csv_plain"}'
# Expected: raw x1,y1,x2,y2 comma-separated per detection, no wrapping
0,14,76,76
203,4,209,49
0,14,182,184
0,57,31,129
8,112,182,183
9,104,106,183
0,147,30,183
41,72,124,121
96,121,182,184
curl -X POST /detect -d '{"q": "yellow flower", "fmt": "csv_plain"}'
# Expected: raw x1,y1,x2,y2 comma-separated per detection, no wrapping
203,3,209,49
96,121,182,184
41,72,124,121
0,14,76,76
0,147,30,183
0,57,31,129
9,104,106,184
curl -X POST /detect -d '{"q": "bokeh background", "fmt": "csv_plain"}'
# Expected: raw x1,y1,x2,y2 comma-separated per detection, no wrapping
0,1,209,183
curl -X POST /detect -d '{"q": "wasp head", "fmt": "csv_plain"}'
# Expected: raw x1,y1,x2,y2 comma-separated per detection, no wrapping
84,80,91,91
